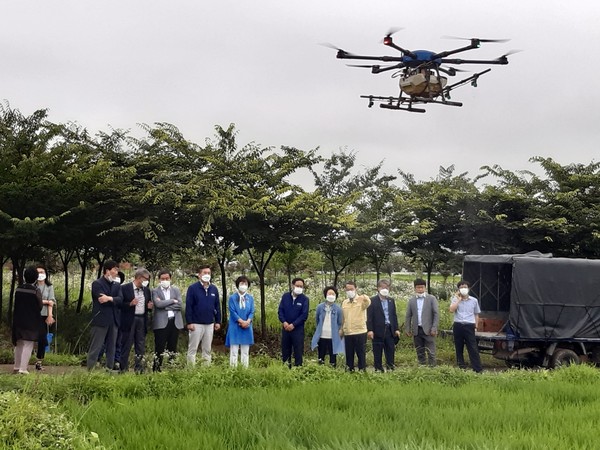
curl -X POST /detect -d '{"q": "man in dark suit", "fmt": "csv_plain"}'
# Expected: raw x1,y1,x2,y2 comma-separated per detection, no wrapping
405,278,439,366
119,268,153,373
367,279,401,372
86,260,123,370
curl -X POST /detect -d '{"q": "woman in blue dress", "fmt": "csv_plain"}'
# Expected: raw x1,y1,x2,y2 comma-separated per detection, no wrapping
310,286,344,367
225,275,255,367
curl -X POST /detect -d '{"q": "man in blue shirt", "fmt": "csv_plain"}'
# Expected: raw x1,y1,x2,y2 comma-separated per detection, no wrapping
185,265,221,366
278,277,309,367
449,279,482,373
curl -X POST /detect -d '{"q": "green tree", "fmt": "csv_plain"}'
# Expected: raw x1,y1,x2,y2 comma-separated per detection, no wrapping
398,165,477,287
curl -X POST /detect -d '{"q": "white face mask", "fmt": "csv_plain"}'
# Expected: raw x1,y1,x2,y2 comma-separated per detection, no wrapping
293,286,303,296
141,280,149,288
201,274,211,283
459,287,469,297
160,280,171,289
379,288,390,298
238,284,248,293
416,291,426,298
346,290,356,300
326,295,336,303
37,273,47,282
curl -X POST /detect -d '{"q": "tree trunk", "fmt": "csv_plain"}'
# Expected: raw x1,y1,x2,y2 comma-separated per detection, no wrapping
57,249,75,305
0,255,9,324
258,269,267,341
76,248,91,312
425,260,434,294
218,257,228,325
246,248,277,340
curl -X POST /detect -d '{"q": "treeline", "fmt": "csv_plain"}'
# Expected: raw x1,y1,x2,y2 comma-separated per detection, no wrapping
1,103,599,338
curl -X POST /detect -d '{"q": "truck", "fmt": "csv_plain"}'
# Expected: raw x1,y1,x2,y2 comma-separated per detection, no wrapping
461,252,600,368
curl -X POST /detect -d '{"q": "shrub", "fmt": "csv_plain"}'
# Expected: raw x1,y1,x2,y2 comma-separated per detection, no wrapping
0,391,103,449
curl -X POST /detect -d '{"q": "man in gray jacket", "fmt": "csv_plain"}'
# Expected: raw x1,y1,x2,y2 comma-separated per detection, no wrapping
405,278,439,366
152,269,184,371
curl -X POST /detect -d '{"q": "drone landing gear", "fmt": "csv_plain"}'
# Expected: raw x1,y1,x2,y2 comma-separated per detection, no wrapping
380,104,426,113
417,98,463,107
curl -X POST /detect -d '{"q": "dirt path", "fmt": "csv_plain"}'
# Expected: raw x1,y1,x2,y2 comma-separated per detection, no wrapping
0,364,86,375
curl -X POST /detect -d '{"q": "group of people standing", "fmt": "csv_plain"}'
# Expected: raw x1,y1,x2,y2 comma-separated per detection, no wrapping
11,259,482,374
84,261,255,372
85,262,226,373
285,277,482,373
291,278,442,371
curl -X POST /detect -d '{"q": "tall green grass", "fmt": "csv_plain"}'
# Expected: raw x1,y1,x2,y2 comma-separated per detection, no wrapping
7,364,600,450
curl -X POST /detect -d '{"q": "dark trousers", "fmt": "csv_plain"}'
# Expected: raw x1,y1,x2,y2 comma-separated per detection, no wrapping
87,324,118,370
114,329,122,363
120,316,147,373
317,338,337,367
372,325,396,371
282,327,304,367
98,329,122,365
36,316,51,360
153,318,179,371
453,322,482,372
413,326,437,366
344,333,367,371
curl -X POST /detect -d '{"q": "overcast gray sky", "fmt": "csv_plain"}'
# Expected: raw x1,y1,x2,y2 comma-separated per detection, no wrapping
2,1,599,183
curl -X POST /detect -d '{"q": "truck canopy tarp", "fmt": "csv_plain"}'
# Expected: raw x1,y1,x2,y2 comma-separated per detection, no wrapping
509,257,600,339
464,251,552,264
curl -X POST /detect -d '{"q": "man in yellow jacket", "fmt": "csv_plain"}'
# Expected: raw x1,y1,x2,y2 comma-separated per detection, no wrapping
341,281,371,371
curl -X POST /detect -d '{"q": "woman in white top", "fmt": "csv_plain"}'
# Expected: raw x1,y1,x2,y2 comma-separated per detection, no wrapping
35,265,55,371
310,286,344,367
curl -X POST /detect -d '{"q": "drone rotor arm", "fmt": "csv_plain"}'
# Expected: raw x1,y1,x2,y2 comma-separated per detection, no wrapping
372,62,406,73
442,68,492,94
337,53,405,62
441,57,509,65
383,40,417,58
431,41,481,59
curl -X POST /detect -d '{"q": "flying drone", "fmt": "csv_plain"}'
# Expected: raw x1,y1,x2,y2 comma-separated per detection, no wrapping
324,29,515,113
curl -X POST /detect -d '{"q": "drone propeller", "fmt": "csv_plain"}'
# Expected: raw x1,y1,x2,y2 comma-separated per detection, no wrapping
495,49,522,64
438,66,468,76
319,42,345,51
382,26,404,42
381,29,417,58
442,35,510,43
500,49,523,57
347,63,405,74
319,42,355,58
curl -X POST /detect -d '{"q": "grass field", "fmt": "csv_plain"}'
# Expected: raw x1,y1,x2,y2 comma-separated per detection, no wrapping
2,363,600,449
3,272,585,449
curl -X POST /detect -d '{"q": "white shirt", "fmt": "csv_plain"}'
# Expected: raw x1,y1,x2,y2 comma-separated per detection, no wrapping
321,305,333,339
416,297,424,326
134,287,145,315
162,287,175,318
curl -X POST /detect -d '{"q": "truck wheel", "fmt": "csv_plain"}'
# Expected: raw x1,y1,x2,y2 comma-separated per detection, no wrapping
549,349,580,369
